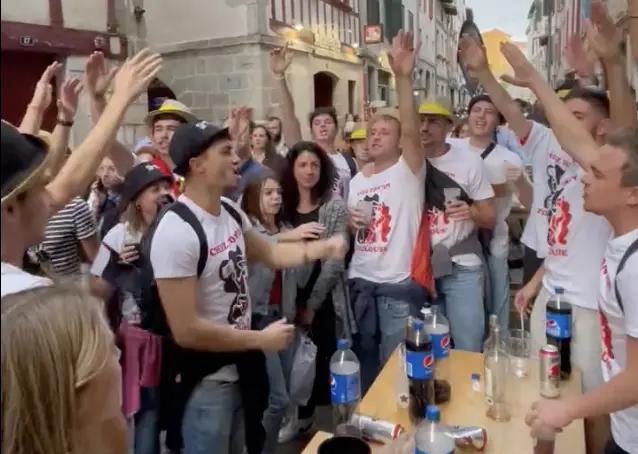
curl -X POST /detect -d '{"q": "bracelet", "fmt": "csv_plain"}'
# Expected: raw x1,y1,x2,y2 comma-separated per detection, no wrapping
57,119,74,127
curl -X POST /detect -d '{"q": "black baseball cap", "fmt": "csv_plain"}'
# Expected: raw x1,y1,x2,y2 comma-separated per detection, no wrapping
467,94,506,125
169,120,231,176
1,121,52,204
119,162,173,209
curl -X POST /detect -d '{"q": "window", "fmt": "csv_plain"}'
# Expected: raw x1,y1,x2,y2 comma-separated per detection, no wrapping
408,11,414,34
367,0,380,24
385,0,404,40
378,70,391,102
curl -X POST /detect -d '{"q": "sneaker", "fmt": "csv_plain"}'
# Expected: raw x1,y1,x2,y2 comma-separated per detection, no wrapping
277,417,299,443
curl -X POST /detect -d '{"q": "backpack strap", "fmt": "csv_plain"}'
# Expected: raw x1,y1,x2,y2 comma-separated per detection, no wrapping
221,200,243,229
344,153,358,177
614,236,638,313
168,202,209,278
480,142,497,160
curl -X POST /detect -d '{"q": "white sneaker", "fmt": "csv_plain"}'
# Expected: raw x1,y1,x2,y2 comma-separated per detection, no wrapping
277,417,298,443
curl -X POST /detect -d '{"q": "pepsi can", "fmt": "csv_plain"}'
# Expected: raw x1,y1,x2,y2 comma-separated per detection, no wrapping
539,344,560,398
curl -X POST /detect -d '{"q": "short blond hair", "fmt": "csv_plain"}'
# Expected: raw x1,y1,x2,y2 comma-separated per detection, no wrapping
367,113,402,137
1,285,113,454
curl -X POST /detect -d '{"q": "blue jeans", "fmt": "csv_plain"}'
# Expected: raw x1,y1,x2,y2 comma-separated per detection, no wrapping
435,264,485,352
132,387,160,454
255,314,295,454
182,380,245,454
355,281,421,393
486,254,510,333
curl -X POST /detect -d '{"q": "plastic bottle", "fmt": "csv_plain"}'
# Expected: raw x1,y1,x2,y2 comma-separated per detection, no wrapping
546,287,572,379
483,314,510,422
414,405,455,454
422,305,452,404
405,318,435,424
330,339,361,427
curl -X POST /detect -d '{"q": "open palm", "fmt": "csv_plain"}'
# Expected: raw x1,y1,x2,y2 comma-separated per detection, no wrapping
586,1,622,60
84,51,118,97
57,78,83,122
500,42,537,87
388,30,418,77
458,37,488,76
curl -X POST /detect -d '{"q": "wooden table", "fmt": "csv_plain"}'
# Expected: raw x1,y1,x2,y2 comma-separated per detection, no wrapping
303,350,585,453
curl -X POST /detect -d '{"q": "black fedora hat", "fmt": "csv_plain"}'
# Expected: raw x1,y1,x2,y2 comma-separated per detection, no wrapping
1,121,53,204
119,162,173,210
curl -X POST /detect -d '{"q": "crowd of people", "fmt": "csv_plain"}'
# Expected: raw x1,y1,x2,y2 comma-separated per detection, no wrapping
1,2,637,454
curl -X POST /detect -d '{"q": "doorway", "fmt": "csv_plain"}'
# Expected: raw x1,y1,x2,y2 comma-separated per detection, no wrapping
313,71,336,108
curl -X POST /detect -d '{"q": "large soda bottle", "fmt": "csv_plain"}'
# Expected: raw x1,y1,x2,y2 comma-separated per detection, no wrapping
414,405,455,454
483,315,510,422
405,318,435,424
422,305,452,404
546,287,572,379
330,339,361,427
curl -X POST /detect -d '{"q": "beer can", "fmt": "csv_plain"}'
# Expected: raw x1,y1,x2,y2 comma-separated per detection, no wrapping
539,344,560,398
351,414,403,441
443,425,488,451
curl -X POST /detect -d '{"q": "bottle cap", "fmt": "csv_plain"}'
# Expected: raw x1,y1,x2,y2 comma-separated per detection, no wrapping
411,319,424,330
336,339,349,350
554,287,564,295
420,306,432,317
425,405,440,422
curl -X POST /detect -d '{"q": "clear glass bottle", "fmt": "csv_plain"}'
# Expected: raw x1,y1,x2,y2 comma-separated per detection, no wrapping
483,314,510,422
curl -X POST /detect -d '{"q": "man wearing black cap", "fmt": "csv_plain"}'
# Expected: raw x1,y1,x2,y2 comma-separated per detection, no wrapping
1,49,162,298
149,118,347,453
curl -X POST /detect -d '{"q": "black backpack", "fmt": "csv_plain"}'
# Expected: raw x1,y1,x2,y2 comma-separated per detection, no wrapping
614,237,638,313
137,200,242,335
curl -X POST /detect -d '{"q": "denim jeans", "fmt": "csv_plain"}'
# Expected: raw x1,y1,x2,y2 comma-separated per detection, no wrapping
435,263,485,352
254,313,295,454
486,254,510,333
131,387,160,454
181,380,245,454
354,280,421,393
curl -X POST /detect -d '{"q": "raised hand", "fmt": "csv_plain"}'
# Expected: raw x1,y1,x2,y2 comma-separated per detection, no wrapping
499,42,539,88
84,51,118,98
30,61,62,110
586,1,622,61
57,78,83,123
269,42,293,75
388,30,419,78
458,36,489,77
564,35,595,77
228,106,252,141
111,48,162,104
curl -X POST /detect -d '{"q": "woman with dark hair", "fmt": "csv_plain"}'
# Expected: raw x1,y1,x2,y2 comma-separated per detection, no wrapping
240,171,324,453
251,124,287,177
277,141,355,439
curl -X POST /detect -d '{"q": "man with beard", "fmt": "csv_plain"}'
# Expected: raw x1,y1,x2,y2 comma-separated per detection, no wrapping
266,116,288,157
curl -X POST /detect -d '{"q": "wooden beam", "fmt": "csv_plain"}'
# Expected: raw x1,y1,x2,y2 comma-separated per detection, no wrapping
49,0,64,28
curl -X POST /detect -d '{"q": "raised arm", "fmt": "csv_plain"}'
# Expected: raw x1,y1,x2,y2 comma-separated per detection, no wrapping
45,49,162,212
18,62,61,135
458,37,532,140
588,1,637,130
84,51,136,175
499,42,599,170
388,30,424,175
269,43,302,146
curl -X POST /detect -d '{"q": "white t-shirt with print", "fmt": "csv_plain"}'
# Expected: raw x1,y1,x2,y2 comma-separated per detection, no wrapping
541,167,611,310
1,262,52,298
348,157,425,283
597,229,638,453
520,122,575,258
330,152,352,201
150,195,253,381
427,140,494,267
458,139,523,258
91,222,143,324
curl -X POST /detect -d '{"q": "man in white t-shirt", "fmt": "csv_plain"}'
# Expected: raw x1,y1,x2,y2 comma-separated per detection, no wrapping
347,32,429,390
269,46,355,200
150,118,347,454
1,52,160,298
418,98,496,352
514,68,638,454
460,94,523,334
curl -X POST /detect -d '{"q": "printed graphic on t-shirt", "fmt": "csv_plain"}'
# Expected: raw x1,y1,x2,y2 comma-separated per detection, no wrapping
427,207,449,235
536,153,571,220
218,245,250,330
598,260,616,367
356,193,392,252
546,173,576,257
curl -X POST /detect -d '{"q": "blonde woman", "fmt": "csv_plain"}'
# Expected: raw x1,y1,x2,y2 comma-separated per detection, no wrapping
1,284,125,454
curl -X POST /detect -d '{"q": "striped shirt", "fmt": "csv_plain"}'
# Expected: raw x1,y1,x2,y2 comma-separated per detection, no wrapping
40,197,97,276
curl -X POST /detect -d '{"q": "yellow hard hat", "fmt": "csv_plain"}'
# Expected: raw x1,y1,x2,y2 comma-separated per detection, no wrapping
350,128,367,140
418,97,454,122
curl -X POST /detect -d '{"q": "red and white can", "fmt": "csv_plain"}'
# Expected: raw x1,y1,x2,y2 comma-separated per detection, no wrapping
539,344,560,398
351,414,403,441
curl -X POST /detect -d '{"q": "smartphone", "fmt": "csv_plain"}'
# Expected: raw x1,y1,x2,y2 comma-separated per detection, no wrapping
443,187,461,206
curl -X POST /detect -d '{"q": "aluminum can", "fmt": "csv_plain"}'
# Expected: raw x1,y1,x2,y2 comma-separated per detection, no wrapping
351,414,403,441
443,426,488,451
539,344,560,398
